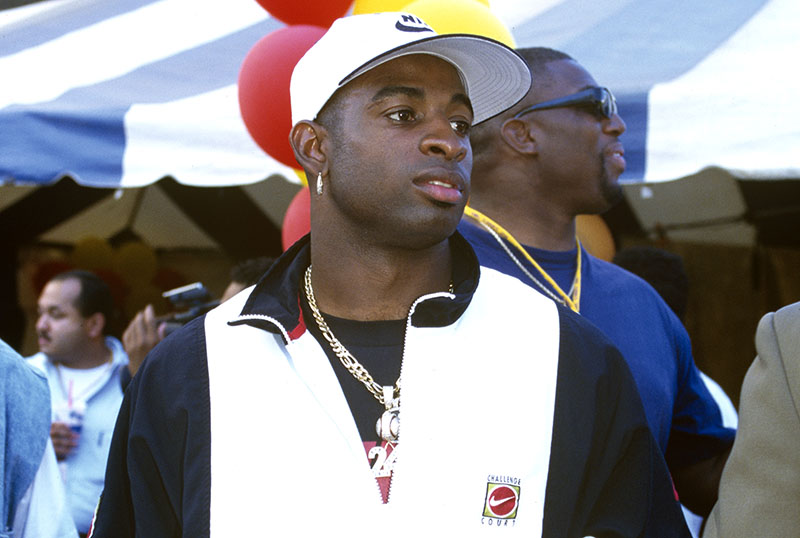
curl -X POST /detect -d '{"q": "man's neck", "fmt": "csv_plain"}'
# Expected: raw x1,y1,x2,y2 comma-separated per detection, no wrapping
52,340,112,370
308,237,453,321
467,196,577,252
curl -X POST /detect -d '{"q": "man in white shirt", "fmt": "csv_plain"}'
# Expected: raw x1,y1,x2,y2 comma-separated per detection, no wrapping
27,270,128,537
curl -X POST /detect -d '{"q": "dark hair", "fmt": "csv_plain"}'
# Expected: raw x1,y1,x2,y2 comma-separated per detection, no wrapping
471,47,575,156
315,89,345,136
300,90,346,180
230,257,276,287
613,246,689,321
50,270,115,333
515,47,574,79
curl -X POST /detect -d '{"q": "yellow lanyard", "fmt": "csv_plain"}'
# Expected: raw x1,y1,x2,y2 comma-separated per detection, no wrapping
464,206,582,313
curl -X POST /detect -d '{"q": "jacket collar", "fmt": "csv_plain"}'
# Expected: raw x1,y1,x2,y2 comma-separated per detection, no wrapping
229,232,479,342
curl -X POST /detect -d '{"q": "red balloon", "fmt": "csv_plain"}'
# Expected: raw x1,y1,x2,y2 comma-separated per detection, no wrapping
254,0,351,27
238,25,326,168
282,187,311,251
152,266,189,292
31,260,74,294
93,268,129,313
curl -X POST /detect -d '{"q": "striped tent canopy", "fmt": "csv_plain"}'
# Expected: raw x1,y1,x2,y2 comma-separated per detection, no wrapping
1,0,798,248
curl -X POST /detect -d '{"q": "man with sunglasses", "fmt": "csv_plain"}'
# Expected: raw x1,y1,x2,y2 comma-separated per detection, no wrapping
459,47,736,525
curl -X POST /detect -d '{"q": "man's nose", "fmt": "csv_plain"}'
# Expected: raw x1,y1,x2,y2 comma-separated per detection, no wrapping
604,112,626,135
420,118,468,161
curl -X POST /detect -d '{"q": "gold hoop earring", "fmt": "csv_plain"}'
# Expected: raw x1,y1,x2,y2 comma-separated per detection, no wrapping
316,172,323,195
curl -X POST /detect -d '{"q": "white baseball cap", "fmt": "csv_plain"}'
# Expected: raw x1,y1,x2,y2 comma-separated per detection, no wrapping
290,12,531,127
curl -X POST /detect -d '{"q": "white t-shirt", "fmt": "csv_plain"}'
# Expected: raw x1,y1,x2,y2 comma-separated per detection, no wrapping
51,362,113,423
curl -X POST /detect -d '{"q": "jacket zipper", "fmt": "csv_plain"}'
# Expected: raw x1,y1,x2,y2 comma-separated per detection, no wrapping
384,289,456,505
230,314,291,343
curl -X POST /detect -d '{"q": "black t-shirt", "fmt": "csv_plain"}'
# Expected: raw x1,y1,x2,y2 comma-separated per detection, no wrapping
300,295,405,503
300,294,405,443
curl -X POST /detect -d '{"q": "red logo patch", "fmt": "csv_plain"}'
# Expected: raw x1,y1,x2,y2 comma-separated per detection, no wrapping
483,483,520,519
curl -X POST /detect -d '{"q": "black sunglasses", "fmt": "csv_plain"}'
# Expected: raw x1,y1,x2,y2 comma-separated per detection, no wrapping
513,87,618,120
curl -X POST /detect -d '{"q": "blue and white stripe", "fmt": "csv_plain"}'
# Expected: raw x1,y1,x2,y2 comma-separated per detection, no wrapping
1,0,797,187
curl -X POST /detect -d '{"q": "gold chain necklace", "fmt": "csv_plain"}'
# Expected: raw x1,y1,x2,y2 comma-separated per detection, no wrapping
303,265,401,442
464,206,582,313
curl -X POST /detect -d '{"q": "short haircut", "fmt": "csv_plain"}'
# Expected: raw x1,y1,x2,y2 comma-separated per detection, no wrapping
315,88,346,136
50,270,115,332
230,257,276,287
515,47,574,80
304,89,346,182
471,47,574,157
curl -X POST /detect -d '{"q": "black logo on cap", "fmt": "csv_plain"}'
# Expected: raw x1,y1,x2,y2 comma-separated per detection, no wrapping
395,14,434,33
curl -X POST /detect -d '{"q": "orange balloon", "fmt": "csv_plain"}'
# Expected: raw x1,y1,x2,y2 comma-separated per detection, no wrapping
576,215,616,262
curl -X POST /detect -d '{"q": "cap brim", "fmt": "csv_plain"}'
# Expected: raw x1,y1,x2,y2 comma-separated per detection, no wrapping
341,34,531,125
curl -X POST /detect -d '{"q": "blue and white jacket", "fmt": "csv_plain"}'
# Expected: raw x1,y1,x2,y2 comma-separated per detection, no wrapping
90,234,689,538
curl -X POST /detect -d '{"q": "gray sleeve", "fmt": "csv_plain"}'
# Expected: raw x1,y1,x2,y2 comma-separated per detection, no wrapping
704,304,800,538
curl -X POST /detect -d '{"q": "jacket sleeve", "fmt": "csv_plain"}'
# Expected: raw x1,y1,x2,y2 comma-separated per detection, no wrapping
703,303,800,538
543,307,691,538
87,377,135,538
89,316,212,538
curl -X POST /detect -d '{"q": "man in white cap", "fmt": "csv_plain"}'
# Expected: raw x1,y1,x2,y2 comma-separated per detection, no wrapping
90,13,689,537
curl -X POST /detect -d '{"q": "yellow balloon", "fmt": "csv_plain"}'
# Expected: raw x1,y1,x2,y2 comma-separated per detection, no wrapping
400,0,513,47
353,0,488,15
123,283,165,321
114,241,158,286
353,0,414,13
71,236,114,271
293,168,308,186
576,214,616,262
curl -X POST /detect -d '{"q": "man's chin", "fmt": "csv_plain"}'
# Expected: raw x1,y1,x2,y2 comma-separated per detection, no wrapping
603,184,624,208
599,170,624,208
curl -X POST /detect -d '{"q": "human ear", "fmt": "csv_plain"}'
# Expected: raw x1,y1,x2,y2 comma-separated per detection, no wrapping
500,118,537,156
85,312,105,339
290,120,329,178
